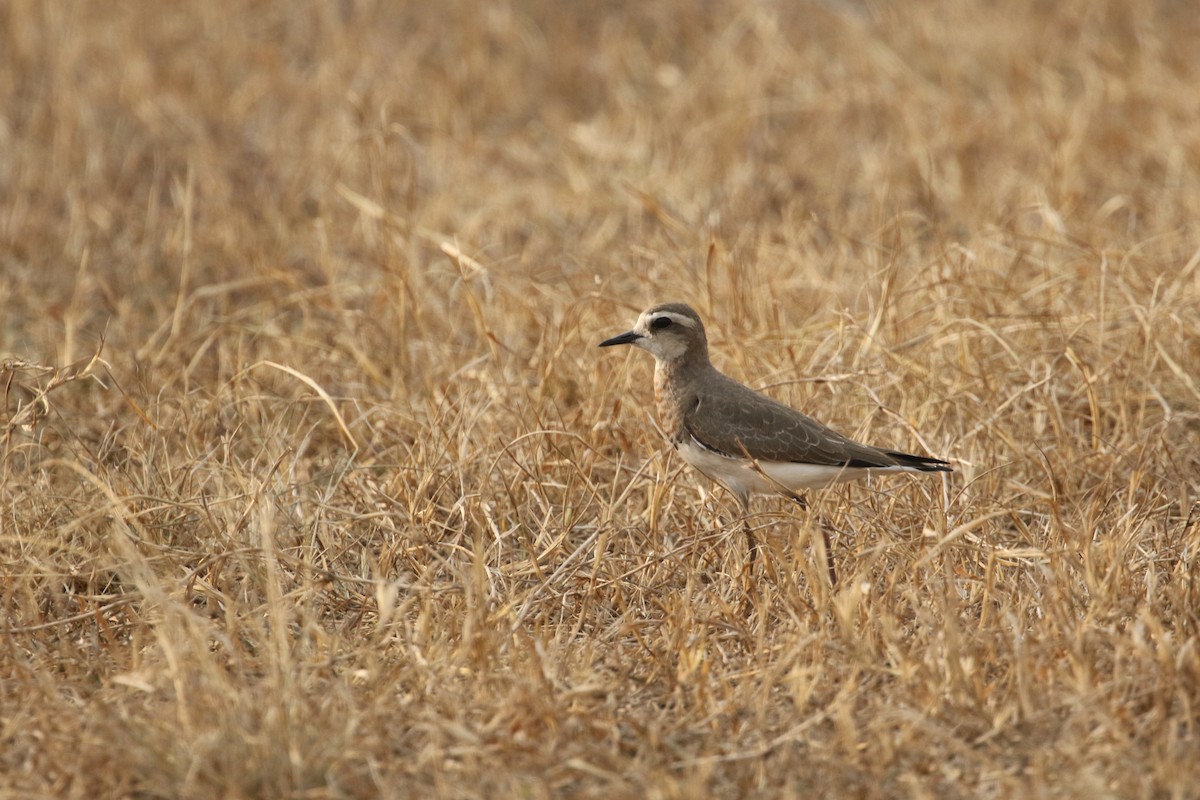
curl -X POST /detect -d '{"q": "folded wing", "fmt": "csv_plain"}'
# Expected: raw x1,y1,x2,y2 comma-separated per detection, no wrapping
683,376,950,472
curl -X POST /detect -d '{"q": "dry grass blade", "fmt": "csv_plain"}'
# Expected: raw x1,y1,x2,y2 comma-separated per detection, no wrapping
253,360,359,452
3,1,1200,798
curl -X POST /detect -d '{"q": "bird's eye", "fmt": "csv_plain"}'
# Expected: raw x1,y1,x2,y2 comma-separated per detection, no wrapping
651,317,672,330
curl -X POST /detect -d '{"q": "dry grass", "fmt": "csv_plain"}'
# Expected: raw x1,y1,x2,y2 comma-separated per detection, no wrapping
3,1,1200,797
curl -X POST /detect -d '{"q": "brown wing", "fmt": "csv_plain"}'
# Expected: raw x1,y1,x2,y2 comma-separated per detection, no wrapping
683,374,932,469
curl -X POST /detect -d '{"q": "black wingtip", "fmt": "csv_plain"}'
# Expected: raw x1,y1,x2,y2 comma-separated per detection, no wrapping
886,452,954,472
843,452,952,471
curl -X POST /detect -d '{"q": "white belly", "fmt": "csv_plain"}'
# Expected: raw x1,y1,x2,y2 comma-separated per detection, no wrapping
675,437,877,497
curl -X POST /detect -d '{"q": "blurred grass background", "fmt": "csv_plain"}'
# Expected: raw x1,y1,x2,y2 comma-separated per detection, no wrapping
3,1,1200,797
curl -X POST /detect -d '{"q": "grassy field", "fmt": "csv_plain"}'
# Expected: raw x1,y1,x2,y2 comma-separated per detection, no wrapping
3,1,1200,797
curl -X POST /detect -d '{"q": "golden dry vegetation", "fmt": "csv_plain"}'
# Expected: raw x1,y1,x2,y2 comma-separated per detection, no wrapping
3,1,1200,797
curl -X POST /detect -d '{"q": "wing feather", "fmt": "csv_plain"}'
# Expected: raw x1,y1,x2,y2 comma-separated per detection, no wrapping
682,374,916,468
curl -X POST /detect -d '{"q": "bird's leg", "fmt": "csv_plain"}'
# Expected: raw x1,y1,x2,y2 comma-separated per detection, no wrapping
712,489,756,564
737,494,758,565
820,526,837,587
736,495,762,614
791,495,837,586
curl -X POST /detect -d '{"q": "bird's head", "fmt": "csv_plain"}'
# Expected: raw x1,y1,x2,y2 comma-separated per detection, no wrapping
599,302,708,364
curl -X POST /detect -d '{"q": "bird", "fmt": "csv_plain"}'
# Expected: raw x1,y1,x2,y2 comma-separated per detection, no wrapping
598,302,952,583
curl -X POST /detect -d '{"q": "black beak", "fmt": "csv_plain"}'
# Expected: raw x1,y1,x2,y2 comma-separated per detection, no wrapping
598,330,642,348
